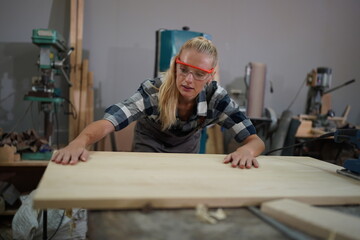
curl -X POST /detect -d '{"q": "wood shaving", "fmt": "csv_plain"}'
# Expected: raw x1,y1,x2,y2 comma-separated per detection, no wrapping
196,204,227,224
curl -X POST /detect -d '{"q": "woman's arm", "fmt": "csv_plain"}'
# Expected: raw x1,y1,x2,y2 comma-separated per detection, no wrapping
223,134,265,169
51,119,115,165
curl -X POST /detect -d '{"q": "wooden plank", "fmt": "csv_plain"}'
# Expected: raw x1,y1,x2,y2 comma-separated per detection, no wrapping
72,0,84,137
261,199,360,240
114,121,136,151
86,71,94,126
206,125,224,154
68,0,78,142
72,71,81,137
341,105,351,124
78,59,89,132
33,153,360,210
69,0,78,64
85,71,94,151
321,93,331,115
295,120,312,138
76,0,84,68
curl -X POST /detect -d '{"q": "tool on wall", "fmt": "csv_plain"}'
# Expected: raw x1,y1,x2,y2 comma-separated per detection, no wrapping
24,29,73,153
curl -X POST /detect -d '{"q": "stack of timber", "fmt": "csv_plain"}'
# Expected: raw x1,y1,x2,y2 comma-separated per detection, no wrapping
68,0,94,142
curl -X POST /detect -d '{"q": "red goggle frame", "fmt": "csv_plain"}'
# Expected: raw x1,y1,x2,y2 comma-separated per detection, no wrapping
175,58,215,74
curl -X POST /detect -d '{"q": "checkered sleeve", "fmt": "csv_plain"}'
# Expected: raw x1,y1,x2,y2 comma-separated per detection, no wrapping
210,82,256,143
103,79,161,131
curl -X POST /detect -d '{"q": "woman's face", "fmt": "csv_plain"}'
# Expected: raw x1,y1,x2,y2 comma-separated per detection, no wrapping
176,49,214,102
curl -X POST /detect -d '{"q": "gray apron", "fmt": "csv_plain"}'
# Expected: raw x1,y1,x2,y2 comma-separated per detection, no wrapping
132,117,202,153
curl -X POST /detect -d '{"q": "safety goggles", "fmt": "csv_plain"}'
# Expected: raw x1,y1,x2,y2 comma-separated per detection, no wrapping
175,57,215,81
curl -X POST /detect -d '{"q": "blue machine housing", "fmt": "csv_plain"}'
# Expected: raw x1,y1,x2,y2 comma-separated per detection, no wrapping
155,29,212,76
32,29,67,52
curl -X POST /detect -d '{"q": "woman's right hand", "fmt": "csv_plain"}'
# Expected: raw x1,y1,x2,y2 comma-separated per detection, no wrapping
50,120,115,165
51,142,89,165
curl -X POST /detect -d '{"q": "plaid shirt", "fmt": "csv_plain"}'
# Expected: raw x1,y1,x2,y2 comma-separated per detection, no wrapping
104,78,256,143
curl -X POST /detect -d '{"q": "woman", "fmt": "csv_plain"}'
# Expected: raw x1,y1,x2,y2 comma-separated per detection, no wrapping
52,37,265,168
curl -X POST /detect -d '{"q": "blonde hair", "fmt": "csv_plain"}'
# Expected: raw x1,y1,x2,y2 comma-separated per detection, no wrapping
158,37,218,130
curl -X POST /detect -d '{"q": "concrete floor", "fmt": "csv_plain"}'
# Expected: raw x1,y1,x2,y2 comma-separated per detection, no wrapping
88,207,313,240
4,205,360,239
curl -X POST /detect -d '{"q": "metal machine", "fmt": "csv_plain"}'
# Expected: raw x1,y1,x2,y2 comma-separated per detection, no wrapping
305,67,355,116
305,67,333,115
154,27,212,78
335,129,360,180
24,29,73,149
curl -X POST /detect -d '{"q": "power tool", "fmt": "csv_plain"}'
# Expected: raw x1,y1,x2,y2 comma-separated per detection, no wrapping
335,129,360,180
24,29,73,156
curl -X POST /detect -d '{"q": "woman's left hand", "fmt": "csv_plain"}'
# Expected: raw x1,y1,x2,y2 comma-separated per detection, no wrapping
223,148,259,169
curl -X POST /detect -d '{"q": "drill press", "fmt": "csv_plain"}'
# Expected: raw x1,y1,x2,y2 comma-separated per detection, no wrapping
24,29,73,150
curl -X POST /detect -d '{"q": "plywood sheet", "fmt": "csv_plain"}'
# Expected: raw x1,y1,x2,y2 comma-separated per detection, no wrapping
33,152,360,209
261,199,360,240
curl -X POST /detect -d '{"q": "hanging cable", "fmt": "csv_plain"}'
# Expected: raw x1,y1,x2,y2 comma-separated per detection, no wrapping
264,132,335,155
286,78,306,110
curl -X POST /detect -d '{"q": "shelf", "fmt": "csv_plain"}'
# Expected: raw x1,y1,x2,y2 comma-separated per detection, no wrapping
0,209,17,216
0,161,48,199
0,160,49,167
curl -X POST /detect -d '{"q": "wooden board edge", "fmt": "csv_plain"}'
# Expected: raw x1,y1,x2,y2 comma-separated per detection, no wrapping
261,198,360,240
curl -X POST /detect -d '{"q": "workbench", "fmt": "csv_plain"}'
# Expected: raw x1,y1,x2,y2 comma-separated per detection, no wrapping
33,152,360,239
0,161,48,193
0,160,47,216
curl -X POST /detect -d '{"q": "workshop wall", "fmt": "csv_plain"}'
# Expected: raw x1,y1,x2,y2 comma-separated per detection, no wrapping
1,0,359,146
82,0,360,124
